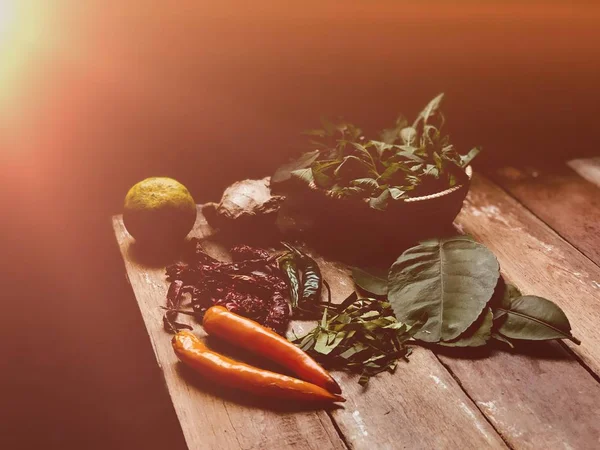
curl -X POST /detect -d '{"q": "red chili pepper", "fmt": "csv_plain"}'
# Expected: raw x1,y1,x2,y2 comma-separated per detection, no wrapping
172,331,344,404
203,306,342,394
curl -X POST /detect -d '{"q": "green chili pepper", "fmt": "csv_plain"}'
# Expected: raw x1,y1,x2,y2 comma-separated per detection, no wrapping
283,243,322,306
278,252,301,308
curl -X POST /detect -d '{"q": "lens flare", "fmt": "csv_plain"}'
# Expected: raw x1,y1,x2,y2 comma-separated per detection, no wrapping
0,1,15,34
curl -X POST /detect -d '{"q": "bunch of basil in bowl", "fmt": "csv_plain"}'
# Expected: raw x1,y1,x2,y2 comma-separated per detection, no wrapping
272,94,480,249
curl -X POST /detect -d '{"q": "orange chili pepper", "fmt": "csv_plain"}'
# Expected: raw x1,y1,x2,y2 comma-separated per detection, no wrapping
172,330,345,403
202,305,342,394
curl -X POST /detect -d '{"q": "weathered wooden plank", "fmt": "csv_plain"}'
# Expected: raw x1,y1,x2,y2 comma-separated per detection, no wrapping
455,175,600,375
568,157,600,189
112,214,346,450
113,210,507,450
489,164,600,266
437,174,600,449
437,342,600,449
306,253,507,450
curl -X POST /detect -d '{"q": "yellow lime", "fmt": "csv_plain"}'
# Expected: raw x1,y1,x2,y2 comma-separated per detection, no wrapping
123,177,197,245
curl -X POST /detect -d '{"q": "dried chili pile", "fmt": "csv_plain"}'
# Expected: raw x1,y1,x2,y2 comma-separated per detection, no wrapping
164,239,292,335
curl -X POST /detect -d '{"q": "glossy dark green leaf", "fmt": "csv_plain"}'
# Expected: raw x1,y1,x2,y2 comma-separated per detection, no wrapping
290,168,314,185
377,163,405,183
311,160,339,189
388,237,500,342
493,282,522,318
395,150,425,163
380,115,409,144
440,308,493,347
272,150,320,184
349,142,376,163
371,141,395,159
388,187,405,200
351,267,388,296
350,178,379,193
400,127,417,145
495,295,581,344
333,155,374,181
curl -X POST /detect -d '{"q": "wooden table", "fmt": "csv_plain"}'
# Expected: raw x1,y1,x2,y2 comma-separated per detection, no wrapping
113,159,600,450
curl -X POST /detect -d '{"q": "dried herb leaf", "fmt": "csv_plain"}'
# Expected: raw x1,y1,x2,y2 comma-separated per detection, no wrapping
293,296,417,386
163,280,193,334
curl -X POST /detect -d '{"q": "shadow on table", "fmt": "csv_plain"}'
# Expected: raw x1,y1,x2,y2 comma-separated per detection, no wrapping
425,339,573,362
127,239,188,268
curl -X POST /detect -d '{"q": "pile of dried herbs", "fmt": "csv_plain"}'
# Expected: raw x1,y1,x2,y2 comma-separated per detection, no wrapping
272,94,480,210
164,239,292,335
293,293,419,386
353,236,581,348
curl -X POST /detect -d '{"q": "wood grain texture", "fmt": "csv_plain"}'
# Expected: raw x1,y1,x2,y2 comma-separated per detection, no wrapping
304,252,506,450
113,210,506,450
440,173,600,448
437,342,600,449
490,164,600,266
455,175,600,376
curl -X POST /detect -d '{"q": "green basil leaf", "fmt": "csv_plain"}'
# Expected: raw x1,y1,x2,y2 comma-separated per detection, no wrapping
388,237,500,342
413,93,444,127
371,141,396,159
350,178,379,193
377,163,405,183
333,155,374,181
395,150,425,163
380,116,409,144
460,147,481,167
289,168,314,185
311,160,339,189
495,295,581,344
388,187,405,200
272,150,321,184
400,127,417,145
369,188,391,211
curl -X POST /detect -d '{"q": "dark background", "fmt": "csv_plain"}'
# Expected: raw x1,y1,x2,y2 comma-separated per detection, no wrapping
2,1,600,449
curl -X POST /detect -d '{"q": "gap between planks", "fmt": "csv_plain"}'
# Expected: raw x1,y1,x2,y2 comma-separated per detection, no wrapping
452,174,600,449
485,165,600,384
